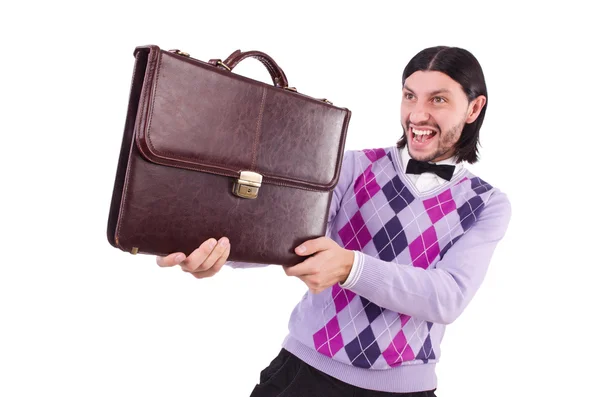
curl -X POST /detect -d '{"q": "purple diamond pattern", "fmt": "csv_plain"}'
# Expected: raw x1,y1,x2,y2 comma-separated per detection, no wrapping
382,329,415,367
457,196,485,231
415,322,436,363
314,168,496,369
423,188,456,224
313,316,344,358
354,164,381,208
373,216,408,262
338,211,372,250
345,326,381,368
399,314,411,327
471,177,491,193
387,152,396,169
409,226,441,269
364,148,386,162
382,176,415,214
360,297,384,323
415,337,435,363
332,283,356,313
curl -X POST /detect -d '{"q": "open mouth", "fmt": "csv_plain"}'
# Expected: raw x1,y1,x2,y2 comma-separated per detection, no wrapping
410,127,437,145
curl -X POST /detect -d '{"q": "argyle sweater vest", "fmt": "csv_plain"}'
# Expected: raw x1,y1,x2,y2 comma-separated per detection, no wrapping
280,146,511,392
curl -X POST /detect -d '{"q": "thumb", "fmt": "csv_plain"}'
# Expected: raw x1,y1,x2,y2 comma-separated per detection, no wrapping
295,237,333,256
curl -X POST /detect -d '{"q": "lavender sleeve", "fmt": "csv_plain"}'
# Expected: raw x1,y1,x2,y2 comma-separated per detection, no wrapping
341,190,512,325
227,150,357,269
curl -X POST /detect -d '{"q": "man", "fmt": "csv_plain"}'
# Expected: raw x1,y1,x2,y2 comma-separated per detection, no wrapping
156,46,511,396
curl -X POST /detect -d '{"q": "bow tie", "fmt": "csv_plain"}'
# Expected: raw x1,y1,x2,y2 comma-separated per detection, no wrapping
406,159,455,181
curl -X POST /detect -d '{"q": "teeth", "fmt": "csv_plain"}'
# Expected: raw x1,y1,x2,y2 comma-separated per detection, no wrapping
413,134,425,143
412,127,435,143
411,127,435,143
412,128,434,136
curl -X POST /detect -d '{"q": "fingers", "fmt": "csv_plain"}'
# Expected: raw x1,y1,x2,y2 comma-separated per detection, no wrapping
156,238,231,280
156,252,186,267
284,252,335,294
179,238,217,272
283,256,320,277
189,244,230,279
183,237,230,272
295,236,334,257
179,238,216,272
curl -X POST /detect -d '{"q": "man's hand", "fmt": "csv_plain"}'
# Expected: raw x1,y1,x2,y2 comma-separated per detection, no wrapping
155,237,231,279
283,236,354,294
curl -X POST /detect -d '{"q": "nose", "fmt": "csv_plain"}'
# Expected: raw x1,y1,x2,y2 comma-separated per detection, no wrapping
409,109,430,125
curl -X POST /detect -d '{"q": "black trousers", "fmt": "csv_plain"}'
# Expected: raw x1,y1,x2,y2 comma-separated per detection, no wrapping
249,349,437,397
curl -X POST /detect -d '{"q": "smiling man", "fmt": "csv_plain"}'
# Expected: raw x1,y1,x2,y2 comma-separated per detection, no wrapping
157,46,512,396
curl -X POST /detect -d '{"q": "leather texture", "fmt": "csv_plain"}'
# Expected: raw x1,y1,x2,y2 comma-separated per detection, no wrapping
107,45,351,265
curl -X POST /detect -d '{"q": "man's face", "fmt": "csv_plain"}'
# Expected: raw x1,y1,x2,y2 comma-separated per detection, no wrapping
401,71,472,163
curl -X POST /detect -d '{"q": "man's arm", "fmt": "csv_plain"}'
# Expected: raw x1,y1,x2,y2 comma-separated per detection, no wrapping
340,190,511,325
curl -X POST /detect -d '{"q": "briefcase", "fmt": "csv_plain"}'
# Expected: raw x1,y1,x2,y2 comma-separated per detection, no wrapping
106,45,351,266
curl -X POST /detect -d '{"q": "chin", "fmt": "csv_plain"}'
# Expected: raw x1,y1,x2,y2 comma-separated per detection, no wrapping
407,144,433,161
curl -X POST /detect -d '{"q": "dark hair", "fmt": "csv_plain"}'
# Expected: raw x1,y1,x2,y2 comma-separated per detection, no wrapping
396,46,488,164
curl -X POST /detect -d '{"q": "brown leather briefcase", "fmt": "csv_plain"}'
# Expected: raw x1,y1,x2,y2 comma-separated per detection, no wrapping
106,45,351,265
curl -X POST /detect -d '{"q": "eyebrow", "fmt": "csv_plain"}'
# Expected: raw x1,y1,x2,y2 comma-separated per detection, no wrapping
403,85,452,96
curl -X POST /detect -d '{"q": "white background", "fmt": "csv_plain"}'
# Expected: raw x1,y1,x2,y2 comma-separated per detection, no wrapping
1,1,598,396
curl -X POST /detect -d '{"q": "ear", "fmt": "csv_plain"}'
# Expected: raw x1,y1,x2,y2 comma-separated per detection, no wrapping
465,95,487,124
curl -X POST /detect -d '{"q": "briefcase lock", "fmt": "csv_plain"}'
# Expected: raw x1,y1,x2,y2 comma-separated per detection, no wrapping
233,171,263,199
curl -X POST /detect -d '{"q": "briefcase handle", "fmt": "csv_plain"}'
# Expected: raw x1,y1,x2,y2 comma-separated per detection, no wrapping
208,50,290,90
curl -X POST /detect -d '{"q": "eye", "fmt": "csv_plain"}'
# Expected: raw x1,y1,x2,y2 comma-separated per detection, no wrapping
404,92,415,100
432,96,447,104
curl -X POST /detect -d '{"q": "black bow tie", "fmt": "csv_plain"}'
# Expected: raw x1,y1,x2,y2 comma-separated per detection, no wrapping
406,159,455,181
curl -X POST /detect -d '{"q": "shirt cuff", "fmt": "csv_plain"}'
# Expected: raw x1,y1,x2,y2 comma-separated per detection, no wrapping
339,250,364,289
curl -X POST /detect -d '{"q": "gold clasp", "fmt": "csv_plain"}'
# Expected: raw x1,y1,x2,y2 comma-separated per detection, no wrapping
233,171,263,199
